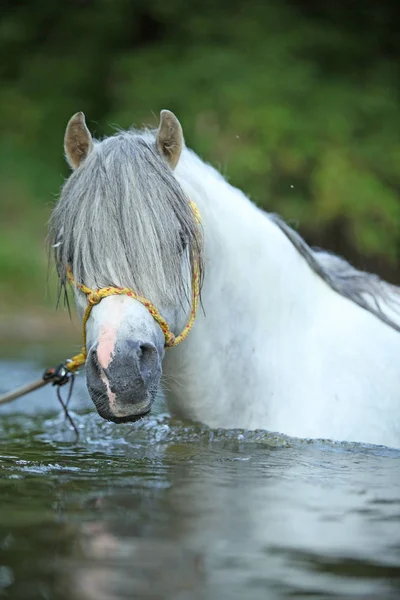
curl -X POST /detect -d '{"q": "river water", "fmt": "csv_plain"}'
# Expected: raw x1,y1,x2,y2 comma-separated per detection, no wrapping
0,352,399,599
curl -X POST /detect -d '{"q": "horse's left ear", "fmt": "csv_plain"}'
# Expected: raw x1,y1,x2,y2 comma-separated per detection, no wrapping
64,112,93,170
156,110,184,169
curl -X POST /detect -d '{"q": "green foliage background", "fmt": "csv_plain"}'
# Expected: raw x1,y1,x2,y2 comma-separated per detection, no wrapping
1,0,400,313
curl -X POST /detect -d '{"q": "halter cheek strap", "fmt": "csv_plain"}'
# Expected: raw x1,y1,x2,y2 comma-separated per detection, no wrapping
66,201,201,372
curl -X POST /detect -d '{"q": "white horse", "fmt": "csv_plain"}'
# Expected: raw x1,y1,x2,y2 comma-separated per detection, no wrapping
50,110,400,448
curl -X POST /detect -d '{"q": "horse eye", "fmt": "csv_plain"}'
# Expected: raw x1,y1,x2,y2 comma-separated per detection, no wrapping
179,232,188,253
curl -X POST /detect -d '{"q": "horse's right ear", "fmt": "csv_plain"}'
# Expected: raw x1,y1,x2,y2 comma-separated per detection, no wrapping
156,110,184,169
64,112,93,170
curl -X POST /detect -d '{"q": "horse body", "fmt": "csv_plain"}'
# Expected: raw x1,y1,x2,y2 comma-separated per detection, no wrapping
51,111,400,448
165,149,400,447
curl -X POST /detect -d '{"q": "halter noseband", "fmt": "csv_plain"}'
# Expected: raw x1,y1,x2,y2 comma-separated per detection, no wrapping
66,201,201,372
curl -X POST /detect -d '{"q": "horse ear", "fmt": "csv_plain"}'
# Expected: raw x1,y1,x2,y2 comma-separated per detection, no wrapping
64,112,93,170
156,110,184,169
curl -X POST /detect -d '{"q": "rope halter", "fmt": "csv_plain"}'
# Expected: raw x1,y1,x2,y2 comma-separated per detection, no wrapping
66,201,201,372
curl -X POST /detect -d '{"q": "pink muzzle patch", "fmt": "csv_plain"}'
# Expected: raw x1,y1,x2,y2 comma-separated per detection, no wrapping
97,325,118,370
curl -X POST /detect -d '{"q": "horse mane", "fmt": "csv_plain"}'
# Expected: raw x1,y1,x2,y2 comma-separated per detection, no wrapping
270,214,400,333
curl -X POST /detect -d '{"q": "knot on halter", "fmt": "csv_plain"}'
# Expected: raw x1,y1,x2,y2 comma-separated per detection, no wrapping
164,332,176,347
65,201,201,372
87,291,103,305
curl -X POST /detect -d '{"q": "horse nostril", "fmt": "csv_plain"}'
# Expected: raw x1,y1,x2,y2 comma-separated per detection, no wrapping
138,342,158,379
88,347,101,375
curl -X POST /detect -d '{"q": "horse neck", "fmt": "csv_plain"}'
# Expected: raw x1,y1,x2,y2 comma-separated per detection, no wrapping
175,149,320,321
163,149,321,415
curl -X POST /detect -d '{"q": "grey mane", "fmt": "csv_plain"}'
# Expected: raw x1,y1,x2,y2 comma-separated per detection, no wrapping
270,214,400,333
49,129,203,308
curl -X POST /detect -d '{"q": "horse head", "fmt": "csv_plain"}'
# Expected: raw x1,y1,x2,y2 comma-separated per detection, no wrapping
50,111,203,423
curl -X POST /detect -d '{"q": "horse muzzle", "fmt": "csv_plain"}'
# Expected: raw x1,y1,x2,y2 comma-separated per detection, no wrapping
85,339,162,423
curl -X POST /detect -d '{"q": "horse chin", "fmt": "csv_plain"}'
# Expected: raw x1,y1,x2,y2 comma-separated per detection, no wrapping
102,408,152,424
94,401,153,424
90,390,156,424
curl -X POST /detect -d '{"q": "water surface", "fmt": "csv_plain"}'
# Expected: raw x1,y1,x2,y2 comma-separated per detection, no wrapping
1,355,400,599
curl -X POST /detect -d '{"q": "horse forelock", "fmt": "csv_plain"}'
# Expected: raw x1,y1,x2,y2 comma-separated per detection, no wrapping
49,129,203,308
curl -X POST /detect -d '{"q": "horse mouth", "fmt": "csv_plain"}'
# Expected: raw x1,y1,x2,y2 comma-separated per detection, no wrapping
103,408,152,424
93,397,153,424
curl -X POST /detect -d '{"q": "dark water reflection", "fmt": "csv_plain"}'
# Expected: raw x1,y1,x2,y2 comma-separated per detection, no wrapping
1,358,400,599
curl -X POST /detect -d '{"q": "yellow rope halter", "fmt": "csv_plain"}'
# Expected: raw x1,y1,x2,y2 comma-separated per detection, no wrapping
66,201,201,372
